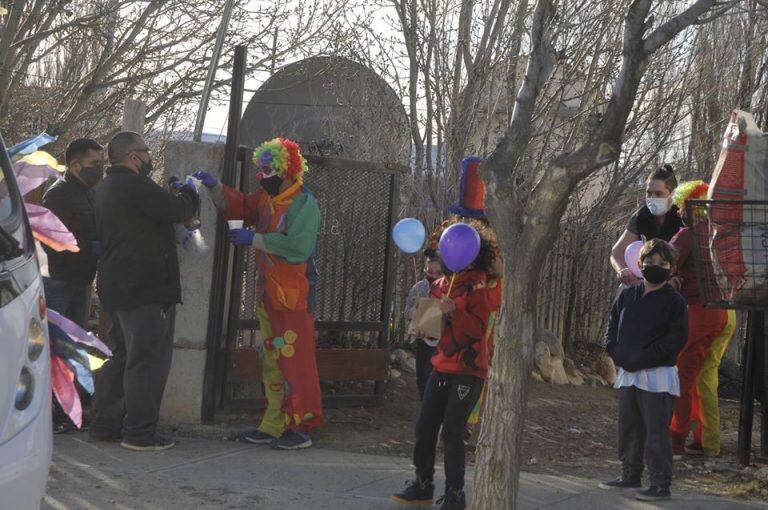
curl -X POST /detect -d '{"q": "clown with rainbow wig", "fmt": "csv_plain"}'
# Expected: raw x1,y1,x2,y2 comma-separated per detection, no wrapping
668,180,736,457
193,137,322,450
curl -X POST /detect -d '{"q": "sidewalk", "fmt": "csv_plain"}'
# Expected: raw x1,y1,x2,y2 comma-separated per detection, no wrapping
44,433,766,510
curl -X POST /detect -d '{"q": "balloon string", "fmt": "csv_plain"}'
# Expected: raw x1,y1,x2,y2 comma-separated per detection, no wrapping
412,256,419,282
446,273,456,296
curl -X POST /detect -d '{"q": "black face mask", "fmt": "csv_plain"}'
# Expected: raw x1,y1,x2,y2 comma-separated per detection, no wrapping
642,265,671,285
139,158,153,177
78,165,103,188
260,174,283,196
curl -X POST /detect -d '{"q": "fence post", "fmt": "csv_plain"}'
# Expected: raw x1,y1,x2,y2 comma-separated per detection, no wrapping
122,98,146,133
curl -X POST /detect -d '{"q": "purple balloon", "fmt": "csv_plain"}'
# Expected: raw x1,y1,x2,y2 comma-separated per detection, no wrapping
439,223,481,272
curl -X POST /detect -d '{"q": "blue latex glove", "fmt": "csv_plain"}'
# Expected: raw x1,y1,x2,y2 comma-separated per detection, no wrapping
192,171,218,188
228,228,254,246
168,176,183,191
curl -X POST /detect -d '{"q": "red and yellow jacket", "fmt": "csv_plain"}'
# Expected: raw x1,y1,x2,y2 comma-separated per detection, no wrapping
430,269,494,379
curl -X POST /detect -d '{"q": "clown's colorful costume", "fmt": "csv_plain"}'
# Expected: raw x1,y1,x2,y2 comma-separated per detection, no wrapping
210,138,323,444
425,157,503,429
669,180,736,456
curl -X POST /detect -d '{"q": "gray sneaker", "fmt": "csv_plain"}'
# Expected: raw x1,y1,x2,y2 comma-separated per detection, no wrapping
120,435,175,452
241,429,277,445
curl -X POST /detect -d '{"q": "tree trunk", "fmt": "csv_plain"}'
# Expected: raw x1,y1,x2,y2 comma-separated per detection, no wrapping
472,269,537,508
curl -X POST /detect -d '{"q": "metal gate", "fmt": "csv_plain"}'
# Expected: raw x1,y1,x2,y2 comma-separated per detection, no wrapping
222,146,407,408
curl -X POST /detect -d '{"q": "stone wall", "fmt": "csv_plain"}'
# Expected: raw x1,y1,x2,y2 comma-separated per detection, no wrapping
160,140,224,422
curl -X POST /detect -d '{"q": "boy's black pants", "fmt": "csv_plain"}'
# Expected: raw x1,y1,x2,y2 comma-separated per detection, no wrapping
415,340,437,400
414,371,483,490
618,386,676,488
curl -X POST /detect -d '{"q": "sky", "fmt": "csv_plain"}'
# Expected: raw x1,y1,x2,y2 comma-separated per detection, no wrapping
200,0,399,138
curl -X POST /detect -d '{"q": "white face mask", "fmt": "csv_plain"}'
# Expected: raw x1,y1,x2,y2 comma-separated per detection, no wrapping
646,197,671,216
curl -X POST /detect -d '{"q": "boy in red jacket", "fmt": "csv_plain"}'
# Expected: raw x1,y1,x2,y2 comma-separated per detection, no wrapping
393,220,496,510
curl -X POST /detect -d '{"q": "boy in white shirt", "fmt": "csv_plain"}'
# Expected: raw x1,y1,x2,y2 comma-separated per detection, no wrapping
600,239,688,501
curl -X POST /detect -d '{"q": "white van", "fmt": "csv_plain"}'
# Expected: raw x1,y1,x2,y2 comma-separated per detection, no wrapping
0,133,52,510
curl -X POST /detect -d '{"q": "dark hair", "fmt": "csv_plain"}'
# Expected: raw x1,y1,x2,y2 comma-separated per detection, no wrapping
463,217,497,273
640,238,678,266
65,138,103,165
646,164,677,193
107,131,143,163
424,247,438,261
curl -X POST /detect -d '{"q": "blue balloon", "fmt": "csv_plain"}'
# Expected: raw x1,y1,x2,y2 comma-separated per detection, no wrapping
392,218,426,254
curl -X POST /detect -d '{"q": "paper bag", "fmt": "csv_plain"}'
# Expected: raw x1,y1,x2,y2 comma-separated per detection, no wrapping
407,297,444,341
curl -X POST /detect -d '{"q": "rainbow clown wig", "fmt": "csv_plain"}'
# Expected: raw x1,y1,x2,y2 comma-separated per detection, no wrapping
252,137,308,181
673,180,709,209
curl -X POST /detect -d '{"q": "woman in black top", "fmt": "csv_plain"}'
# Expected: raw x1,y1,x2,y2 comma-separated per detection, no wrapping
610,165,683,286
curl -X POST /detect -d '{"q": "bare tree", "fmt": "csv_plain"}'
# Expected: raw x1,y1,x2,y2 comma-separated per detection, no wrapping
0,0,366,145
474,1,743,507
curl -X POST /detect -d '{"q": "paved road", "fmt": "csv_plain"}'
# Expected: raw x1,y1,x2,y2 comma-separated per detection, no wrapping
43,433,767,510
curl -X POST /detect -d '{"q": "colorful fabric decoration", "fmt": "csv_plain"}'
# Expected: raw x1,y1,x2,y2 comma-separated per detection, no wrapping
51,354,83,428
252,137,308,181
46,310,110,425
25,203,79,252
673,180,709,208
8,133,57,158
12,152,77,253
12,156,109,427
47,309,112,356
13,151,64,196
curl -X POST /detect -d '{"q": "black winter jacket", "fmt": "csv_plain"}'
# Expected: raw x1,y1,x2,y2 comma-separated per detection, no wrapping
42,173,99,284
604,283,688,372
94,166,198,311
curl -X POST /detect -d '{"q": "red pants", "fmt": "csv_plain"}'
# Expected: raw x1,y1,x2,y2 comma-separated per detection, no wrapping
669,305,728,443
259,307,323,434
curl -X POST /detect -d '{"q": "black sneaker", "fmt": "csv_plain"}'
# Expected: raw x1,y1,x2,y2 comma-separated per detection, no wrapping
271,430,312,450
392,478,434,506
120,435,175,452
240,429,277,445
598,477,641,490
635,486,671,501
436,488,466,510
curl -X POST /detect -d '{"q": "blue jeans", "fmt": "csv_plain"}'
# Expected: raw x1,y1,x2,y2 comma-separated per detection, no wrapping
43,278,89,327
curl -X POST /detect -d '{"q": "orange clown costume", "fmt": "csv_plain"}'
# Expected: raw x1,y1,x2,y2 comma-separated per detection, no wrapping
212,138,323,440
668,180,736,456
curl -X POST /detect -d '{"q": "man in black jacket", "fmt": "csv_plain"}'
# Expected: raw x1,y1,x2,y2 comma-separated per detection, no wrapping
42,138,105,327
43,138,105,434
90,131,198,451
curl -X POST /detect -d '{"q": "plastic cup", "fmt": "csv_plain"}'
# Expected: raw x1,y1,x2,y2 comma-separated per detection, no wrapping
227,220,244,230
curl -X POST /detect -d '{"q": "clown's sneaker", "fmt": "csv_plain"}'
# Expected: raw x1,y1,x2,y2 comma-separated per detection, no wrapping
241,429,277,445
272,430,312,450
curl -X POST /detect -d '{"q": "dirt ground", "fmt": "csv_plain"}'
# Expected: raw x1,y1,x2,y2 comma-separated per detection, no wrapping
304,374,768,502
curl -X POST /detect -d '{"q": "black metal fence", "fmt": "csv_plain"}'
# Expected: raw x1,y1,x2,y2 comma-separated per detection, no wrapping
688,199,768,465
689,200,768,310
